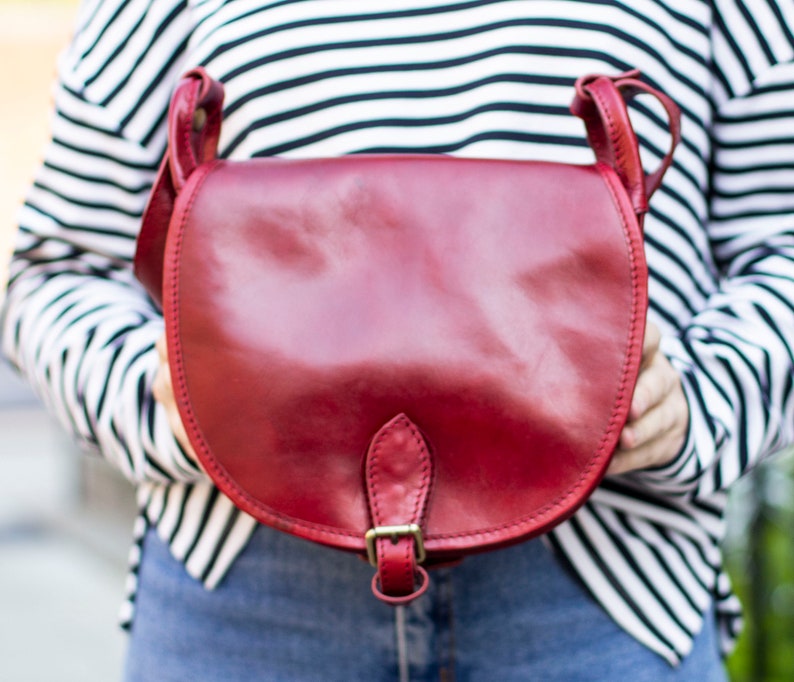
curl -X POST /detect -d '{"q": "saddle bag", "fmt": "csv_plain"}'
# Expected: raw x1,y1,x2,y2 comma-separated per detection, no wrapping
135,68,680,604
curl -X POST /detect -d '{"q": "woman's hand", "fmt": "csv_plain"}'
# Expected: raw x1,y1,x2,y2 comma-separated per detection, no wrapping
153,322,688,477
152,333,202,467
607,321,689,475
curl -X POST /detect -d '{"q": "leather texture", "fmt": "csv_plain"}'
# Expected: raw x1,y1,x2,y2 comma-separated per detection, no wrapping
135,68,680,603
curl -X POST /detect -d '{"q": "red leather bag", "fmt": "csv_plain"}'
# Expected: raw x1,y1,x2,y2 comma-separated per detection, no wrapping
135,68,680,604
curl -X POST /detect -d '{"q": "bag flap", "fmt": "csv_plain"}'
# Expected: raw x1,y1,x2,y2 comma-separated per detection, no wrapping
163,153,647,556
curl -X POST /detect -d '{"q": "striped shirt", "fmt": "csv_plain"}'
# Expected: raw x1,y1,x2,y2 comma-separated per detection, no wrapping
4,0,794,667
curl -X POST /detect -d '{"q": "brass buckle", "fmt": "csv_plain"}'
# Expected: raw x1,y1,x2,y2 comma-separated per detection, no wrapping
365,524,426,567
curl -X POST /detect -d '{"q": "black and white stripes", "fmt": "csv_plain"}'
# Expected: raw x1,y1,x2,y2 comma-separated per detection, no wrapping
4,0,794,667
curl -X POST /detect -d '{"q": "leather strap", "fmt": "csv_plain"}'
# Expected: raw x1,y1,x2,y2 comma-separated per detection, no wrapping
134,68,224,307
364,414,432,605
570,70,681,219
135,67,681,303
166,71,224,190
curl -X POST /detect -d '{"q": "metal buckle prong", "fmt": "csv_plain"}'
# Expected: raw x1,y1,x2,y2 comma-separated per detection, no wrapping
365,524,426,567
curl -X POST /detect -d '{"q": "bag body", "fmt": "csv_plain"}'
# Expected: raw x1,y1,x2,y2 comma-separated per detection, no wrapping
136,68,680,603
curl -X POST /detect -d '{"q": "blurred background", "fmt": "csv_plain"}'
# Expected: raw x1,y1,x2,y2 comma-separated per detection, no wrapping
1,2,135,681
1,2,792,681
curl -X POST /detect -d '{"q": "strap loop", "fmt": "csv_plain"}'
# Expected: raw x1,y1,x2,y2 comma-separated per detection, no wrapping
570,70,681,219
167,68,224,192
371,566,430,606
135,67,224,306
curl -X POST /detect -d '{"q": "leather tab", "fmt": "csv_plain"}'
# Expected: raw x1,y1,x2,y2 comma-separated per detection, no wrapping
134,67,224,308
167,68,224,191
365,414,432,605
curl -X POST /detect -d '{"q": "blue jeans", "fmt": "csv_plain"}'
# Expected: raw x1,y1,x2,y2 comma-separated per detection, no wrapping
124,524,727,681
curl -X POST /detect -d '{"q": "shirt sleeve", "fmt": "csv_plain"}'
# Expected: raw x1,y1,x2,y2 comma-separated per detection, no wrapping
0,0,205,484
632,60,794,499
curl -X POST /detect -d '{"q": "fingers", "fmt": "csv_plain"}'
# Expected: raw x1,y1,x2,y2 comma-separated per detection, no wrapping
152,333,202,467
608,386,688,475
628,322,664,420
608,320,689,475
155,333,167,363
640,320,661,370
609,439,674,476
152,335,170,406
624,351,679,435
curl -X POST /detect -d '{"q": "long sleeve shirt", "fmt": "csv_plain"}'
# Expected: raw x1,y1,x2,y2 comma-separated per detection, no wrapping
4,0,794,666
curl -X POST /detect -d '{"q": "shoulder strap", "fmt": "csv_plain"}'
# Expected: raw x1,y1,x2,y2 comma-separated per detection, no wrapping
134,68,224,307
570,70,681,219
135,69,681,307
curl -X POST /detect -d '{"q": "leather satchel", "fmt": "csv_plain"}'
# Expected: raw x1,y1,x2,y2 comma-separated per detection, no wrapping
135,67,680,604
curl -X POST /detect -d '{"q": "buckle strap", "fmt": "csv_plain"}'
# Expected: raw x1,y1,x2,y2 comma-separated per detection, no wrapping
364,414,432,605
365,524,426,567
